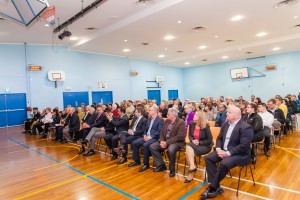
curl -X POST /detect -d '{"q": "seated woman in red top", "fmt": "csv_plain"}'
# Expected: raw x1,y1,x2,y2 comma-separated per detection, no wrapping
184,110,214,183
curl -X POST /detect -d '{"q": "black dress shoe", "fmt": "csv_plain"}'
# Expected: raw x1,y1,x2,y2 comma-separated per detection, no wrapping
169,171,175,177
81,139,88,145
77,146,85,154
118,157,127,165
139,164,149,172
128,161,141,167
200,187,212,200
208,187,223,198
111,155,118,160
83,150,95,156
153,165,167,172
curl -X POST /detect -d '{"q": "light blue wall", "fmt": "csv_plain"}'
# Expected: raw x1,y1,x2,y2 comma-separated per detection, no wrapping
183,51,300,102
1,43,299,110
0,44,184,109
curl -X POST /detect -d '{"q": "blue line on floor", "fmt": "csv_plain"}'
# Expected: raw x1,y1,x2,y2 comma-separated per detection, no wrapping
8,137,139,200
179,180,208,200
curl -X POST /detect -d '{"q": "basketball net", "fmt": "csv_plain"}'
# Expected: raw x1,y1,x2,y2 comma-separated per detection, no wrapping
40,6,55,25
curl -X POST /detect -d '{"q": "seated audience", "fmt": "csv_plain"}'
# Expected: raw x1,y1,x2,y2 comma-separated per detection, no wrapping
200,105,253,200
205,103,214,121
215,104,227,127
185,111,213,183
243,103,264,162
78,108,115,156
149,107,186,177
128,106,164,172
23,107,41,133
258,103,274,157
104,107,129,160
62,107,80,143
184,104,194,128
113,107,147,164
31,107,53,136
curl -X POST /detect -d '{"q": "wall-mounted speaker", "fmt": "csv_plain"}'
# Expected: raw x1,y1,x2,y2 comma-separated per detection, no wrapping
266,65,276,70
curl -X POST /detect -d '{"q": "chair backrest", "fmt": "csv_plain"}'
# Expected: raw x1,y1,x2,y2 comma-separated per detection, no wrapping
210,127,221,147
208,121,215,127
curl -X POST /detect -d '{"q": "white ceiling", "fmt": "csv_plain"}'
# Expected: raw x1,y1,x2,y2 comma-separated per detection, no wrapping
1,0,300,67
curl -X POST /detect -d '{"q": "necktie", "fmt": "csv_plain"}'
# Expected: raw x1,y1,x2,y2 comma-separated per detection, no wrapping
147,119,154,136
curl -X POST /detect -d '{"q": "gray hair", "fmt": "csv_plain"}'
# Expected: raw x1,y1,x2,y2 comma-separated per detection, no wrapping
168,107,179,117
184,104,192,112
151,105,159,113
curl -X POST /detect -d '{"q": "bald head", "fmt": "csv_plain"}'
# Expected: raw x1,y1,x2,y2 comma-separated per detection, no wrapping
226,105,241,123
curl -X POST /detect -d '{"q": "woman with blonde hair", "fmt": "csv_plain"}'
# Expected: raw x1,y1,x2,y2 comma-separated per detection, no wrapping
184,111,213,183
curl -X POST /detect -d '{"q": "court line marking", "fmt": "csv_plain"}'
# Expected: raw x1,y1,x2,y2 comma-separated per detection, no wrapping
15,164,117,200
174,173,273,200
178,180,207,200
0,138,47,149
275,145,300,158
171,161,300,195
8,137,139,200
278,147,300,151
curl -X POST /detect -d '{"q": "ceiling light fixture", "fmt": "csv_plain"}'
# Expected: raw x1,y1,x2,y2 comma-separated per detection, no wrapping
158,54,165,58
184,62,190,65
256,32,267,37
222,56,229,59
214,35,219,38
45,24,49,27
231,15,244,21
177,20,182,24
164,35,175,40
123,48,131,52
294,16,298,19
272,47,281,51
69,37,78,40
198,45,207,49
124,39,128,42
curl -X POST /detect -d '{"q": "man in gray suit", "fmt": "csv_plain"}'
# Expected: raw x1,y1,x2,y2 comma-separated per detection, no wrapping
200,105,253,200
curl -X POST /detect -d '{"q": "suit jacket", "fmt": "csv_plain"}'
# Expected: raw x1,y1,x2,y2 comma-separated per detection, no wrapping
81,112,90,123
130,116,147,136
268,108,285,124
90,112,107,129
159,117,186,148
161,108,168,118
104,121,115,134
216,119,253,165
215,110,227,127
85,111,97,125
111,114,129,133
188,122,213,147
144,116,164,140
69,112,80,133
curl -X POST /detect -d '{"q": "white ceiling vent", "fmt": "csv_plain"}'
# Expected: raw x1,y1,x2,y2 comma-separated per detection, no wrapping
274,0,299,8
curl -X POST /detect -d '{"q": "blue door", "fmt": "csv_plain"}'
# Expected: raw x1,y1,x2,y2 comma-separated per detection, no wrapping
0,93,27,127
168,90,178,100
92,91,113,105
0,95,6,127
63,92,89,108
147,90,161,106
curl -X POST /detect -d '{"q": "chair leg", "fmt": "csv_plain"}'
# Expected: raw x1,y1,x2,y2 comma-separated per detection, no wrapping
236,166,245,196
249,165,255,186
176,150,180,175
183,157,187,176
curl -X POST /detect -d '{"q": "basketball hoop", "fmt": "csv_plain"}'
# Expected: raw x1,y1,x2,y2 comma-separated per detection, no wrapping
237,76,241,81
53,77,62,88
40,6,55,25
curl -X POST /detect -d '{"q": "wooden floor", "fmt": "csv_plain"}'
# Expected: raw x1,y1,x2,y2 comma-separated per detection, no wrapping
1,126,300,200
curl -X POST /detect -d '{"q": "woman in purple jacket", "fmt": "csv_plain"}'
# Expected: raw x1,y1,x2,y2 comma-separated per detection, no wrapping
184,104,195,128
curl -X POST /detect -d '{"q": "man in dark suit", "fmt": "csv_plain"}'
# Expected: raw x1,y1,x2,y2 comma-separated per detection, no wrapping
23,107,41,133
267,98,285,124
215,104,227,127
114,107,147,164
78,108,115,156
128,106,164,172
80,105,107,140
149,107,186,177
104,107,129,160
62,107,80,142
200,105,253,200
77,106,97,141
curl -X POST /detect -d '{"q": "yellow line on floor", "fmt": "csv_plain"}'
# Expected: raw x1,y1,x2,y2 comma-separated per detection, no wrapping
15,164,117,200
33,154,79,171
275,145,300,158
